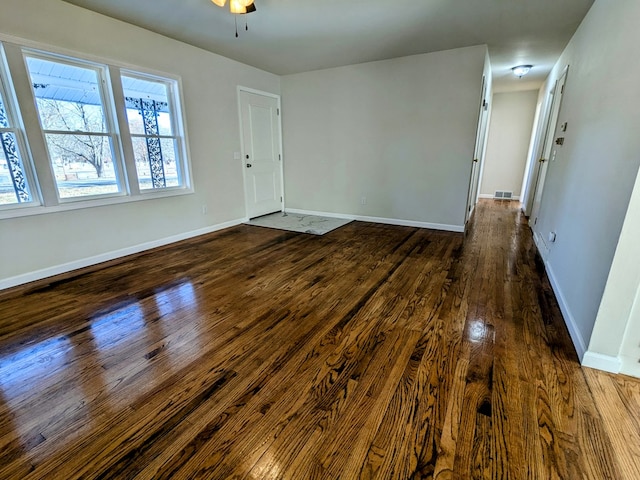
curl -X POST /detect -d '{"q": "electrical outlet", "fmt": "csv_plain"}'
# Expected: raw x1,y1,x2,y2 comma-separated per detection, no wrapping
361,196,367,205
201,204,208,215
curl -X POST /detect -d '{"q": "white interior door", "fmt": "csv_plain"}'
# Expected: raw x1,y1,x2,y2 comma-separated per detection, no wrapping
530,68,568,227
239,89,283,219
466,76,489,222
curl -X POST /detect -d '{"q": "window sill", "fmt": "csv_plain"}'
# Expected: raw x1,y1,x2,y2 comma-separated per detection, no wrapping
0,187,194,220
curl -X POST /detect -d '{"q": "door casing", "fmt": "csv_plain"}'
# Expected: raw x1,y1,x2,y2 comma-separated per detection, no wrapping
237,86,285,219
529,66,569,228
466,75,490,223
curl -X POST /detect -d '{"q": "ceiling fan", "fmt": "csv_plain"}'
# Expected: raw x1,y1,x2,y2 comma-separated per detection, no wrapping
211,0,256,37
211,0,256,15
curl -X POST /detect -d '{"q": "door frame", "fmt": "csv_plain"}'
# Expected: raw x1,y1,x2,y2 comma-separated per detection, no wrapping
519,99,546,215
465,75,490,223
237,86,285,219
528,65,569,228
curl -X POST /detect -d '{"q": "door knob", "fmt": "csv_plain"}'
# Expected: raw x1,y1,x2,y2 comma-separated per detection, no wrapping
246,163,252,168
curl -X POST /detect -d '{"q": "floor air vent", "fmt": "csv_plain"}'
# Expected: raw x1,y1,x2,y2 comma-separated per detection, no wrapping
494,191,513,200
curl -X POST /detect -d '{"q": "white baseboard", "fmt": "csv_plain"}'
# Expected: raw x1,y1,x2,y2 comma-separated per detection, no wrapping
533,230,550,262
542,260,588,361
478,194,520,200
0,218,244,291
582,351,622,374
532,231,587,360
284,208,464,233
620,355,640,378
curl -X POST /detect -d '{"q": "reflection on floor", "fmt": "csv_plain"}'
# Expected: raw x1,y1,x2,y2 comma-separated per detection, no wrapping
1,200,639,478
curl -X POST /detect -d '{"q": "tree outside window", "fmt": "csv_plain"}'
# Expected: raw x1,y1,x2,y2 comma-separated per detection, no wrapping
26,55,121,199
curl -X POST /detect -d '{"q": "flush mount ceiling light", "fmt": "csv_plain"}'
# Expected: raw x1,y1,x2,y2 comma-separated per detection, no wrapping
512,65,533,78
211,0,257,37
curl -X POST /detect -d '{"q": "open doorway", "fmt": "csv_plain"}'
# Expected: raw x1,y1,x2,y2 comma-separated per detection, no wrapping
477,90,539,205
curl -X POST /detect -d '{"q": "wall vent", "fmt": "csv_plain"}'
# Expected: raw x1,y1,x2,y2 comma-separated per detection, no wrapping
494,191,513,200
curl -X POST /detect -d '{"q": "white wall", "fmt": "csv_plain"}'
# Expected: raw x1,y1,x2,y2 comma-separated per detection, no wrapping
531,0,640,359
281,46,487,230
480,90,538,199
0,0,280,287
585,165,640,375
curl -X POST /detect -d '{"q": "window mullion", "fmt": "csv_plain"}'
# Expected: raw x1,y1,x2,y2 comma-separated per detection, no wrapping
41,130,111,137
3,43,59,206
130,134,178,140
108,66,139,196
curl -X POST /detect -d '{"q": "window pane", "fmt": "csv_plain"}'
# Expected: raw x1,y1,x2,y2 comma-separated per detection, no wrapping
0,96,8,128
132,137,179,190
45,134,119,198
0,132,32,205
26,57,107,133
0,72,33,206
24,53,123,200
122,75,173,136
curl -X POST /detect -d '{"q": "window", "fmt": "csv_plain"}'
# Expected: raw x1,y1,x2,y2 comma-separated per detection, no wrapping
122,73,185,191
0,48,37,208
25,53,123,200
0,40,192,218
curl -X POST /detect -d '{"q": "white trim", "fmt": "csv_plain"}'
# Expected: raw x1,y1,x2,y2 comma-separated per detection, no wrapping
582,351,622,374
236,86,281,100
479,194,494,199
528,65,570,223
533,229,587,360
620,355,640,378
285,208,464,233
0,218,243,291
533,230,550,261
537,254,588,361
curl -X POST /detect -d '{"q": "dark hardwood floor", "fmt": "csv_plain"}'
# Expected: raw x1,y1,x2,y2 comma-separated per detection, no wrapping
0,200,638,479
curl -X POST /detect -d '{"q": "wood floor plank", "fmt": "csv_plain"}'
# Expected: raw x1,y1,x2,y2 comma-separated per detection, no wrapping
358,240,458,479
433,357,470,479
1,200,638,479
583,368,640,479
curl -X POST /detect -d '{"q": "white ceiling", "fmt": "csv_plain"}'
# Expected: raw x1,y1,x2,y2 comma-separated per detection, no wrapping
62,0,594,92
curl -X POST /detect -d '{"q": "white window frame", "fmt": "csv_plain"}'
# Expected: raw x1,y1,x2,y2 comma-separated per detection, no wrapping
120,69,190,194
0,44,40,212
24,49,128,203
0,34,193,220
